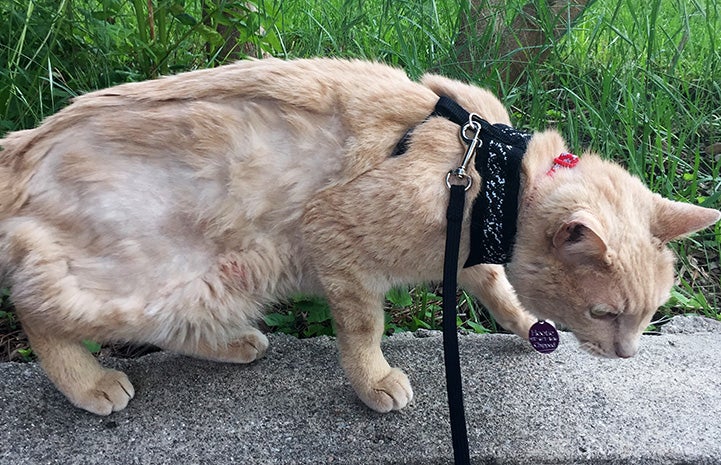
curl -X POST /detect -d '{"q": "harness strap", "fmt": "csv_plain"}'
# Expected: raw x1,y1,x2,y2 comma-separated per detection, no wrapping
390,96,475,158
433,96,472,126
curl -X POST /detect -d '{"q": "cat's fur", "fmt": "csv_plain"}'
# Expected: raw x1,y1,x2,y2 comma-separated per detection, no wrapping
0,58,718,415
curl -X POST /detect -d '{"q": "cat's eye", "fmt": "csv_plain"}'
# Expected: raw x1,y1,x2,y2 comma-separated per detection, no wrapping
589,304,619,320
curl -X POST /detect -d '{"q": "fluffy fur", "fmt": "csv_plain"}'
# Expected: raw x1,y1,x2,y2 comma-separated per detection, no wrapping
0,58,718,415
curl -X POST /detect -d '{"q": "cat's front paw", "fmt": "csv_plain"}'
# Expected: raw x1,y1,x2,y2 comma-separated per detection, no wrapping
355,368,413,413
68,369,135,416
511,312,538,340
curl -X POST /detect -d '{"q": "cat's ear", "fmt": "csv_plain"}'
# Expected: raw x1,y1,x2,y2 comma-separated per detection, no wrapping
552,211,610,266
651,197,720,244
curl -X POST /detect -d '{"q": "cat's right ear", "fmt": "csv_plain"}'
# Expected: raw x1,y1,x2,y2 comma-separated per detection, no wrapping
651,198,721,244
552,211,610,267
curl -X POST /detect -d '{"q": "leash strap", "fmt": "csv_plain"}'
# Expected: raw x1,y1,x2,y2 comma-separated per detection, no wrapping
443,184,471,465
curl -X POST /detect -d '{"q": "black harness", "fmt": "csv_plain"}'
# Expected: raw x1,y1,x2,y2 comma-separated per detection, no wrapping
392,96,532,267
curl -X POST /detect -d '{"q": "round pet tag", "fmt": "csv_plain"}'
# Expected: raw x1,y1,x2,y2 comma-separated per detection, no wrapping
528,320,559,354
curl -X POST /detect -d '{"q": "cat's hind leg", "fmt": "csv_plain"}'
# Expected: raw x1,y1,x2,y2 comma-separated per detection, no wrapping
6,221,135,415
459,264,536,339
21,322,134,415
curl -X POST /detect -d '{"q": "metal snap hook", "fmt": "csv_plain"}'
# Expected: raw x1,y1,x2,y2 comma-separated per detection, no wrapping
445,113,481,191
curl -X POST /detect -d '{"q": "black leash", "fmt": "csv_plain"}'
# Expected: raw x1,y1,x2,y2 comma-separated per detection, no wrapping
442,183,471,465
435,96,479,465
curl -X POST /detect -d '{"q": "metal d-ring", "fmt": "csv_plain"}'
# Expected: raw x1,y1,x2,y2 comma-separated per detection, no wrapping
445,169,473,190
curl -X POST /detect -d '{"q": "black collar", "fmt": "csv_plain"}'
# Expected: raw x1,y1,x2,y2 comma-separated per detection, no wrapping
392,96,532,266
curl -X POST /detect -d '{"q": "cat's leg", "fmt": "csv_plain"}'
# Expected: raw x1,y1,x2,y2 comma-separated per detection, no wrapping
301,171,418,412
321,276,413,413
299,197,414,410
459,264,536,339
161,327,269,364
6,222,135,415
21,320,134,416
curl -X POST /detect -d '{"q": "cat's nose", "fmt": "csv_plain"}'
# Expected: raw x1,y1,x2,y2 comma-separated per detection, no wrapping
614,342,637,358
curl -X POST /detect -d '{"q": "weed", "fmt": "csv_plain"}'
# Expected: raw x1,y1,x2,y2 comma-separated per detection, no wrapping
264,295,334,338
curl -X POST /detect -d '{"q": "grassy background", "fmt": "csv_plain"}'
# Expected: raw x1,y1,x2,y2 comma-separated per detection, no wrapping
0,0,719,353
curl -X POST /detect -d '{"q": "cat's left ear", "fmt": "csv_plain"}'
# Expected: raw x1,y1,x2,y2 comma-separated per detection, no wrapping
651,197,721,244
552,211,611,266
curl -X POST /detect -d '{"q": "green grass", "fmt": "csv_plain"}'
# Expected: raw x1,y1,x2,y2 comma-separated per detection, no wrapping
0,0,719,349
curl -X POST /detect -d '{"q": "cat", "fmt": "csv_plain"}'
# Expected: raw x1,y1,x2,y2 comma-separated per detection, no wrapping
0,58,718,416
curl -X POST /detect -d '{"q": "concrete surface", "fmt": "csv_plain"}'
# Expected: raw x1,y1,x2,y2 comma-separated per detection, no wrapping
1,316,720,465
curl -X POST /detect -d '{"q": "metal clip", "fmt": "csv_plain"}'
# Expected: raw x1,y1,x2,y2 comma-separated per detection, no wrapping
445,113,482,191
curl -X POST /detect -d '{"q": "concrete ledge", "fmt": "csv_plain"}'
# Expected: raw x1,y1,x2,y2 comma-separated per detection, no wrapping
1,317,720,464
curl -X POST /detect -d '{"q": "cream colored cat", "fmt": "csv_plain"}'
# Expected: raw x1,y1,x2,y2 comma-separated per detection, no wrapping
0,58,718,416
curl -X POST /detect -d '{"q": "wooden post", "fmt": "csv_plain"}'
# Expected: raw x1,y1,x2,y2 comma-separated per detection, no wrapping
457,0,592,84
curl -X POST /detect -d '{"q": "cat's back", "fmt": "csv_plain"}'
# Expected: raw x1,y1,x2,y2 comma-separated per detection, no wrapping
0,58,433,227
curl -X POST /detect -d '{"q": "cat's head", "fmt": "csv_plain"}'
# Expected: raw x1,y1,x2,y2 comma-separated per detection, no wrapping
507,130,721,358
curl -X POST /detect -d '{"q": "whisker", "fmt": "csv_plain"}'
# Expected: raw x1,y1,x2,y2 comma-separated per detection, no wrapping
578,340,613,358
